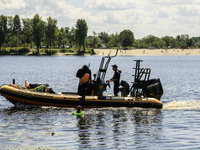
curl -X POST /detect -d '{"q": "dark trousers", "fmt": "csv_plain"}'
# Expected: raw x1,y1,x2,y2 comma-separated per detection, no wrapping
114,84,119,96
78,82,88,102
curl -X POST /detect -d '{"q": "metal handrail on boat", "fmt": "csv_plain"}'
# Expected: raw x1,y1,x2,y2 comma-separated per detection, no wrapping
96,49,119,96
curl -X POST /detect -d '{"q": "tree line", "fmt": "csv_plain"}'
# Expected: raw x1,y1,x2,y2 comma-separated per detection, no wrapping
0,14,88,55
1,14,200,55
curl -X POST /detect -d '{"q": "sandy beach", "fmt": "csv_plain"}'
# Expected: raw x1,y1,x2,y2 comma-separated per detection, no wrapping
94,48,200,56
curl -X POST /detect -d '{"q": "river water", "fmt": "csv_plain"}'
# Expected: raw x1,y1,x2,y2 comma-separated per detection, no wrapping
0,55,200,149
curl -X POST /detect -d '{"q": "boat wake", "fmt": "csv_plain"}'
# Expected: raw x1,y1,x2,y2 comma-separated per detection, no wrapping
163,100,200,110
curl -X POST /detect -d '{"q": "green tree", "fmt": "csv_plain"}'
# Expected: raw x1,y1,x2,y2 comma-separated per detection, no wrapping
86,35,100,48
186,38,193,47
32,14,45,55
6,16,14,47
0,15,7,51
67,27,76,48
45,16,57,54
142,35,159,48
21,18,32,48
92,36,100,48
57,27,65,48
92,31,100,47
107,32,120,47
169,37,177,48
13,14,21,49
194,41,200,48
92,31,97,47
161,36,172,47
63,27,69,47
134,39,142,48
98,32,110,46
119,30,135,49
190,37,200,48
75,19,88,53
178,34,189,46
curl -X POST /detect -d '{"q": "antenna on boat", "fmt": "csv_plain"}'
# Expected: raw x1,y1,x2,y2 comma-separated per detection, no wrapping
13,79,15,84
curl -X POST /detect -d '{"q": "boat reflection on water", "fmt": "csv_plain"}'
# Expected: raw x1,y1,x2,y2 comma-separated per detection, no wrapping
0,102,163,149
75,108,163,149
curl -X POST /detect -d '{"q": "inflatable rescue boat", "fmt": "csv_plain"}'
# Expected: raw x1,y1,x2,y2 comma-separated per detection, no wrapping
0,84,162,109
0,50,164,109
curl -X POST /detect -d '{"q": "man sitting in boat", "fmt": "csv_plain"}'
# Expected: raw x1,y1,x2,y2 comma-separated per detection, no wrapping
106,64,121,96
25,80,55,93
119,80,130,97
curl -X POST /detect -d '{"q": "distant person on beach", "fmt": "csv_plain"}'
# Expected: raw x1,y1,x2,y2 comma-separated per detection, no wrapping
106,64,121,96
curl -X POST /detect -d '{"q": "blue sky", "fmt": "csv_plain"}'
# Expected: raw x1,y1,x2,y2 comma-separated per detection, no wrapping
1,0,200,39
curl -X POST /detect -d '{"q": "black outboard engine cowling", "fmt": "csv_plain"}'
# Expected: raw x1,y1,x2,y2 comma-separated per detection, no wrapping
143,79,163,100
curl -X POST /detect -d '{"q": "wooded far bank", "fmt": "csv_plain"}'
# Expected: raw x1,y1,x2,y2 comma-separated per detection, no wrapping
1,14,200,55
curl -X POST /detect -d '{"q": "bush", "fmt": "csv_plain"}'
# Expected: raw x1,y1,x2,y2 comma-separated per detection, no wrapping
0,47,30,55
45,49,58,55
59,49,75,53
0,49,9,55
17,48,30,54
59,49,67,53
31,50,40,55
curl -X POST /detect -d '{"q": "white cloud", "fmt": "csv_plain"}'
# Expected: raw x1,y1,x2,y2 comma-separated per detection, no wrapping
1,0,200,38
152,0,198,5
85,0,143,10
178,5,200,16
157,9,170,18
0,0,27,10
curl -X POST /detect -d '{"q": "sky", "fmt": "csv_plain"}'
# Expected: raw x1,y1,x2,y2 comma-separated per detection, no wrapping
1,0,200,39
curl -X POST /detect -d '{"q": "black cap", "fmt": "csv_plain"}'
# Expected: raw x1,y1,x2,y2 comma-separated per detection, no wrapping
112,64,118,68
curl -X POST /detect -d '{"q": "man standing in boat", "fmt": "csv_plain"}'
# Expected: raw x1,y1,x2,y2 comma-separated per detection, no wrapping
76,65,91,99
106,64,121,96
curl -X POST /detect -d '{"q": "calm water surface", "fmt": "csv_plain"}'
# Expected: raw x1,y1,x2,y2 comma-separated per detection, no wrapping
0,55,200,149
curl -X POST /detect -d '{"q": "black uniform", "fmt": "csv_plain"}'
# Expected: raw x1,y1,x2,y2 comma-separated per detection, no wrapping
76,65,91,96
112,70,120,95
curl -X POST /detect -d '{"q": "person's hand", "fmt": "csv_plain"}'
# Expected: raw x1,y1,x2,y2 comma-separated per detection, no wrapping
107,81,111,88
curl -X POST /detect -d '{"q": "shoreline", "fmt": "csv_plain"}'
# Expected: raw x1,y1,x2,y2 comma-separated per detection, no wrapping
1,48,200,56
94,48,200,56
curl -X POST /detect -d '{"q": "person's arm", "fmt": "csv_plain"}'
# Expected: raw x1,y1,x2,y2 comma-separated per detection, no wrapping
107,72,118,82
106,78,117,82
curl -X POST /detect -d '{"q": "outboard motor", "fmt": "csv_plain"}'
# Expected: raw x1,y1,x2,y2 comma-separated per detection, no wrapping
130,60,163,100
142,79,163,100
